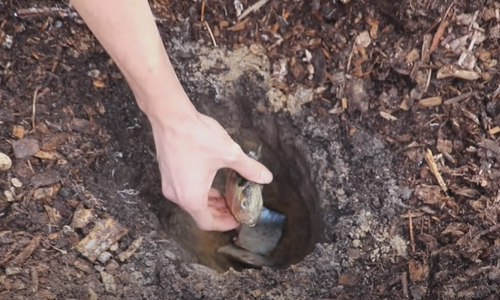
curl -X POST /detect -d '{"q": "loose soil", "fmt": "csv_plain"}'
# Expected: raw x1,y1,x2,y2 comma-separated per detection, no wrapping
2,0,500,299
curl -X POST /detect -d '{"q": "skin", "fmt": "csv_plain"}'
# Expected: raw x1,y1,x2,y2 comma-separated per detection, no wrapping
69,0,273,231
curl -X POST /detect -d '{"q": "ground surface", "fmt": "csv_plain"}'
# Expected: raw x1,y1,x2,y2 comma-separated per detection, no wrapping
2,0,500,299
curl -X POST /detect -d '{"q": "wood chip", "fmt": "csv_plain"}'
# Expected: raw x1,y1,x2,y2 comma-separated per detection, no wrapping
380,111,398,121
44,205,62,223
436,65,480,81
488,126,500,135
70,204,96,228
74,258,93,273
443,91,473,105
237,0,270,21
414,185,443,205
38,289,57,300
8,235,42,267
421,34,432,63
75,218,129,262
408,260,430,282
12,125,25,139
34,150,60,160
117,236,143,262
424,149,447,192
419,96,442,107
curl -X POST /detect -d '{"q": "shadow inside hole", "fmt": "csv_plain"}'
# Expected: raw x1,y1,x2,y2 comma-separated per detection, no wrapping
155,139,323,272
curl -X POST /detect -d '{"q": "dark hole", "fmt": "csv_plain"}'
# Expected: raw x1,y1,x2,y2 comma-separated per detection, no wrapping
150,72,325,272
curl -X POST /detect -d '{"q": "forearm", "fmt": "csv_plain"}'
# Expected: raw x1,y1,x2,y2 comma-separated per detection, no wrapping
70,0,195,118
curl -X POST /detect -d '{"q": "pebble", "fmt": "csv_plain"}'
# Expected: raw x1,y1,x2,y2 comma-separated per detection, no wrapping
488,266,500,281
4,190,14,202
97,251,113,264
0,152,12,171
11,178,22,188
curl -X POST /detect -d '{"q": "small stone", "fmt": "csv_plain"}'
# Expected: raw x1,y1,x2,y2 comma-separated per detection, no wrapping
2,34,13,49
12,138,40,159
97,251,113,264
4,190,14,202
109,242,119,252
352,239,361,248
164,250,177,260
0,152,12,171
488,266,500,281
11,178,22,188
94,265,105,272
100,271,117,294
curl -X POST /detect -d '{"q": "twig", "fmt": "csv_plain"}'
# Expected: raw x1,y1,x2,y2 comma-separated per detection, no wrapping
409,212,415,253
237,0,270,21
204,21,217,47
32,87,40,132
443,91,473,105
201,0,206,22
8,235,42,267
424,148,448,192
430,1,455,52
401,272,409,298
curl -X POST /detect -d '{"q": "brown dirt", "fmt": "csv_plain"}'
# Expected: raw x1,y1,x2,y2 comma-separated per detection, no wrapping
2,0,500,299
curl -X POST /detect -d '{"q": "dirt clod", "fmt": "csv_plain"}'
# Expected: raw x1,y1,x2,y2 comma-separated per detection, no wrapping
11,138,40,159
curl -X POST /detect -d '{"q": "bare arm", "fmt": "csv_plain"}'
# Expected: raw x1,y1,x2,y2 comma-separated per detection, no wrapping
69,0,194,119
69,0,273,231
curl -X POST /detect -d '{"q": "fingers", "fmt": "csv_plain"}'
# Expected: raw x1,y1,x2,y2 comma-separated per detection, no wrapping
184,190,239,232
208,191,228,209
226,148,273,184
189,207,239,232
208,188,221,199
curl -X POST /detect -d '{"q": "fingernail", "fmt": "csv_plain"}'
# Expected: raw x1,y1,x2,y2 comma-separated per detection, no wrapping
262,169,273,184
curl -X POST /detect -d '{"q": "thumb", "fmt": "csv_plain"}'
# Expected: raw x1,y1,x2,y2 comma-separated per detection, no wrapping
228,151,273,184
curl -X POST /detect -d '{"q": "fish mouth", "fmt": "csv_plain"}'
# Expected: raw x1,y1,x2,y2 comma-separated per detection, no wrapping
235,214,260,227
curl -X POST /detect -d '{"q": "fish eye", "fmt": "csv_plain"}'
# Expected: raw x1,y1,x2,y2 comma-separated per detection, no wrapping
240,199,248,209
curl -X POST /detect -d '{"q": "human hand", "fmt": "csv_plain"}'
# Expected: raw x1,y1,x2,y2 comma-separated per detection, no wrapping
148,103,273,232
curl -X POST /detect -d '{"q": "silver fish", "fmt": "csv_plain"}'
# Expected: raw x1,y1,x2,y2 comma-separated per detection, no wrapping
224,146,264,226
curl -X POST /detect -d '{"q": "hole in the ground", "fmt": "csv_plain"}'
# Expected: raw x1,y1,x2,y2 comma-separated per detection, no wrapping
149,71,324,272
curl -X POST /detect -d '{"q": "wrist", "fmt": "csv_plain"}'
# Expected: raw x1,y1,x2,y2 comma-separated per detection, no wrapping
125,63,198,126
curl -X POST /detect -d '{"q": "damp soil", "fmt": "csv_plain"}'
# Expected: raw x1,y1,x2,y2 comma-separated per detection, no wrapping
2,0,500,299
